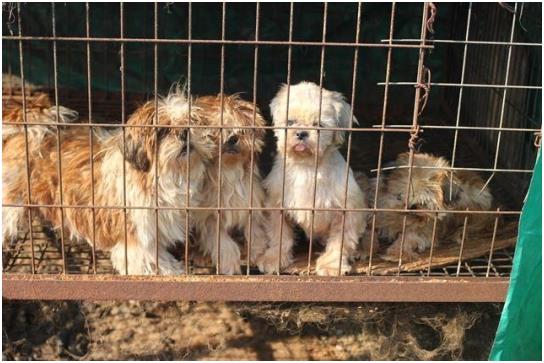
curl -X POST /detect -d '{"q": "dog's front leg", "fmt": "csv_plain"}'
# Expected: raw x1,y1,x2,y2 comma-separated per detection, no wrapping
199,214,242,275
243,210,270,266
109,231,185,275
257,209,295,274
316,211,363,276
382,228,425,262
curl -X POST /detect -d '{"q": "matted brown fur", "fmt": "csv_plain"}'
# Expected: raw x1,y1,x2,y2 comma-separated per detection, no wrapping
361,152,496,261
195,94,265,166
3,89,216,275
190,94,269,274
3,93,51,121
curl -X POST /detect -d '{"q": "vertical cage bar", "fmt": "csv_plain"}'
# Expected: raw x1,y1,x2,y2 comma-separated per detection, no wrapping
215,2,226,274
426,214,439,276
153,2,160,274
85,2,97,274
486,208,501,277
448,3,472,200
246,3,260,275
120,3,129,275
396,2,431,275
277,2,295,275
51,2,67,274
8,41,14,95
16,3,36,274
455,209,470,277
491,3,518,171
306,2,328,275
368,2,396,275
336,2,362,276
184,2,193,274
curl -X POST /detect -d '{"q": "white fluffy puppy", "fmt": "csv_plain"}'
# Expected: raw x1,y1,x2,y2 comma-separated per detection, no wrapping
258,81,368,276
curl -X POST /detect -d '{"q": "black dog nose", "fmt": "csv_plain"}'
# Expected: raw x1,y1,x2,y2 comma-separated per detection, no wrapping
179,129,188,141
296,131,309,140
226,135,239,145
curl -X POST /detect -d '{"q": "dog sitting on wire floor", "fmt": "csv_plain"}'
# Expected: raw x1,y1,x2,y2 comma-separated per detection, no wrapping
3,85,217,275
191,93,270,274
257,81,368,276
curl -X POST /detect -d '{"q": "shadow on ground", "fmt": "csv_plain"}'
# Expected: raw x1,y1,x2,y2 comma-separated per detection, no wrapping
2,300,502,360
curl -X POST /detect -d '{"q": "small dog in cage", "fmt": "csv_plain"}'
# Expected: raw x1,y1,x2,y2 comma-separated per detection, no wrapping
2,93,79,243
2,86,216,275
362,152,495,261
258,81,368,276
192,94,269,274
2,93,79,146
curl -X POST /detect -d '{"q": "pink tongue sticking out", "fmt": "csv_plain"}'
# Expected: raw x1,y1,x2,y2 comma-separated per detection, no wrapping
294,144,307,152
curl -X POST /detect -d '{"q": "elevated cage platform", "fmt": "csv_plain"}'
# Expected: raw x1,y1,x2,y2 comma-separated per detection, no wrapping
2,2,541,301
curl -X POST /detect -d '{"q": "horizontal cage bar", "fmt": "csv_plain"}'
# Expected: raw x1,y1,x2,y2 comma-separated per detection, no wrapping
2,274,510,302
381,38,542,47
2,35,434,49
1,203,523,214
378,82,542,90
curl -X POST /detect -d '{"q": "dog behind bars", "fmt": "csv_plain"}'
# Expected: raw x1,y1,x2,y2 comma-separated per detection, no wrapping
361,152,495,261
2,86,216,275
258,81,368,276
2,93,78,146
192,94,269,274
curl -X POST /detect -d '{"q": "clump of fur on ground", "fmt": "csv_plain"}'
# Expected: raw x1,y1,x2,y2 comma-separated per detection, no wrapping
234,302,498,360
2,300,501,360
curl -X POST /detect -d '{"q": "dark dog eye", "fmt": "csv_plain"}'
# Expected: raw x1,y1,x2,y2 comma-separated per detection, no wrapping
287,120,295,126
227,135,239,145
408,204,418,210
157,127,169,141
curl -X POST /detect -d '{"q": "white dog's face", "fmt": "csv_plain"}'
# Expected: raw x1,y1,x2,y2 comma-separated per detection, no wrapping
269,81,357,160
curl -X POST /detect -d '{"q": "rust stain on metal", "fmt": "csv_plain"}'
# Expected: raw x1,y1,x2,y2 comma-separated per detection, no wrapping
3,274,509,302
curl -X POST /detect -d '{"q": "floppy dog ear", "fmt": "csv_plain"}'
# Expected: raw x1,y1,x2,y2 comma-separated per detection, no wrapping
124,132,151,172
239,98,267,154
122,103,156,173
331,91,358,146
269,83,288,125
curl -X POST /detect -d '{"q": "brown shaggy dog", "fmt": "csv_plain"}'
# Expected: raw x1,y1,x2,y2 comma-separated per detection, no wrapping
192,94,269,274
3,88,215,275
362,152,495,261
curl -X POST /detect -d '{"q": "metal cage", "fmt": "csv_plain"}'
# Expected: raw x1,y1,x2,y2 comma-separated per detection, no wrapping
2,2,541,301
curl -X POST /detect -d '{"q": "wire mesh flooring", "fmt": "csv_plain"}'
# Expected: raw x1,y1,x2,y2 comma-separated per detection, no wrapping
2,218,517,278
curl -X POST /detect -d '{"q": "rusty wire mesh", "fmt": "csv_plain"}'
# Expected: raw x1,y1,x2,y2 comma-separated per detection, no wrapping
1,2,541,301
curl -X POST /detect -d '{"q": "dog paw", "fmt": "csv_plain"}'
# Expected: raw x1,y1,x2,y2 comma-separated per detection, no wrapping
217,249,242,275
257,249,291,274
382,244,419,262
158,263,185,276
218,258,242,275
315,254,352,276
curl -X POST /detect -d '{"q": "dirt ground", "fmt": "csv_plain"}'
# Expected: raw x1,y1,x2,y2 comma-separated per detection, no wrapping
2,300,502,360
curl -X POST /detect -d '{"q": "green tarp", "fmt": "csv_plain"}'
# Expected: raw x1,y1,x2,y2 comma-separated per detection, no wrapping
489,148,542,361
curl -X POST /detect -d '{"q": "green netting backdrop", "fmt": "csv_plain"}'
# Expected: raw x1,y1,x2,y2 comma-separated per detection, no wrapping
2,2,465,121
